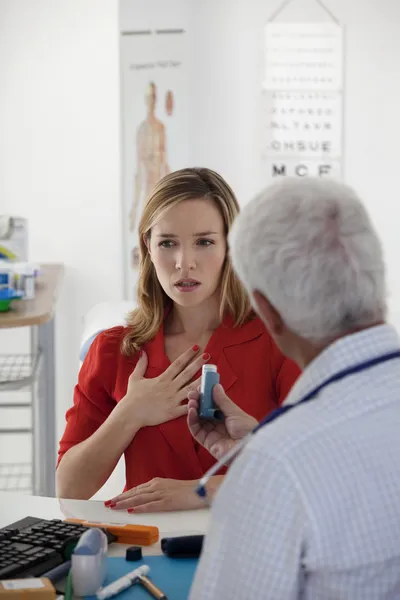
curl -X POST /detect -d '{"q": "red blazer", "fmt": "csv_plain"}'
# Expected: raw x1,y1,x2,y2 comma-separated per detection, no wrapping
58,315,300,490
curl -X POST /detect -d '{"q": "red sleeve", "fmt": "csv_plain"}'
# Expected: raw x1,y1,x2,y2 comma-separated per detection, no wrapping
271,346,301,405
57,328,123,467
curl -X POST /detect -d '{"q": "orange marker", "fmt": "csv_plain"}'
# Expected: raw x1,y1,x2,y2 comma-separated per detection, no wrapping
65,518,159,546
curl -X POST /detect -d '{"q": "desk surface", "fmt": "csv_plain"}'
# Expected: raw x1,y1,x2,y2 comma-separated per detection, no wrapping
0,263,64,328
0,492,210,557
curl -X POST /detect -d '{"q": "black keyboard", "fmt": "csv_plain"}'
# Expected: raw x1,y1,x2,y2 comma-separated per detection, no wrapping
0,516,116,580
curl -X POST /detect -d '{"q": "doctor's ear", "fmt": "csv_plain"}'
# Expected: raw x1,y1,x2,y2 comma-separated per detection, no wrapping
252,291,285,337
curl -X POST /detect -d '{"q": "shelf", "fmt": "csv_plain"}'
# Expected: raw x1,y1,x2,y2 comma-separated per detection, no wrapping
0,264,64,329
0,353,41,391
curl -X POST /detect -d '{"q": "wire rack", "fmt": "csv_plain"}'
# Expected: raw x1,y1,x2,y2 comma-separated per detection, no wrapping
0,354,39,493
0,353,40,391
0,463,32,493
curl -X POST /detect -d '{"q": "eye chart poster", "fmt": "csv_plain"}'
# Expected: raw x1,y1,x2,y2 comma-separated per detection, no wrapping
262,22,344,181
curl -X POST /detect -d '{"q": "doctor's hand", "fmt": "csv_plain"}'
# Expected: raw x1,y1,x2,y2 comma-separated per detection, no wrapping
187,384,258,461
117,345,209,429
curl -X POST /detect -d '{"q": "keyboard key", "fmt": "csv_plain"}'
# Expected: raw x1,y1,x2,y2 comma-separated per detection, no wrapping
23,546,43,556
18,560,32,568
8,542,33,552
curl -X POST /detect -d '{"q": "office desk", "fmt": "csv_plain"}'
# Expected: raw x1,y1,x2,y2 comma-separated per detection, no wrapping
0,491,210,557
0,264,64,498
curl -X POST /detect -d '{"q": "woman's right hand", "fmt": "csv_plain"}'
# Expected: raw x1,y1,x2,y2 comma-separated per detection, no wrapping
119,346,209,428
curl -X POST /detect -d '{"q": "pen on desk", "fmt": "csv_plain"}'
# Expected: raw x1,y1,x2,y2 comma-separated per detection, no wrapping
96,565,150,600
138,574,168,600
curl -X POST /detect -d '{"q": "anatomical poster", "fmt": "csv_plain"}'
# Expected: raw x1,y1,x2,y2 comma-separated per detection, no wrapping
120,29,189,299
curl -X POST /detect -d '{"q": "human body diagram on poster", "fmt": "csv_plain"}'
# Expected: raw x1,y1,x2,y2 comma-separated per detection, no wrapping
129,82,172,270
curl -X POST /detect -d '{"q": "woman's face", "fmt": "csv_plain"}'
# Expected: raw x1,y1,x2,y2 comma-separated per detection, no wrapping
148,198,227,308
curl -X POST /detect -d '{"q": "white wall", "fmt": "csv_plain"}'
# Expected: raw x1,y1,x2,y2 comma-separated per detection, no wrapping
188,0,400,326
120,0,190,31
0,0,123,446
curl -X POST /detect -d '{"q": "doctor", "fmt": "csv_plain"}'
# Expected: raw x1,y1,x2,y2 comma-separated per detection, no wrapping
187,177,400,599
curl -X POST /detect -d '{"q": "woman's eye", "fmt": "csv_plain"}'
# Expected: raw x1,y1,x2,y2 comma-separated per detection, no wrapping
159,240,175,248
197,239,214,246
158,239,214,248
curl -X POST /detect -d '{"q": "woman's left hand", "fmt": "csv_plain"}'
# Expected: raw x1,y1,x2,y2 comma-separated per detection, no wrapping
105,477,217,513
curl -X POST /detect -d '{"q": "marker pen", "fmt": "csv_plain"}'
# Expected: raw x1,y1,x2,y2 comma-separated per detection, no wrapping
96,565,150,600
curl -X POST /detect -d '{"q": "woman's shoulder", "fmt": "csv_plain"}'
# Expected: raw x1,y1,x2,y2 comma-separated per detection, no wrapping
97,325,129,341
86,326,130,362
80,326,133,390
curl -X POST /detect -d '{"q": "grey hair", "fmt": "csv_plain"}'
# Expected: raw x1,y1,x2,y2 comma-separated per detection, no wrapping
229,177,387,343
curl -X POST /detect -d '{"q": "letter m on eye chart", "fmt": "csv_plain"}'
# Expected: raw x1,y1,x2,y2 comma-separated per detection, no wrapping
261,20,344,185
120,29,189,300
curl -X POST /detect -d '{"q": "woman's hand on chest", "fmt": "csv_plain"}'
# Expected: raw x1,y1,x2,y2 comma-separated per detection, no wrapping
116,345,210,428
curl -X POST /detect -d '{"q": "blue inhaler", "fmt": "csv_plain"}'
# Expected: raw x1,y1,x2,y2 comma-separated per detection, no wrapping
198,364,224,420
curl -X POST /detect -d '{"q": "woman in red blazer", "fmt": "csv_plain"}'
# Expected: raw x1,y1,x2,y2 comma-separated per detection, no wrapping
56,168,299,512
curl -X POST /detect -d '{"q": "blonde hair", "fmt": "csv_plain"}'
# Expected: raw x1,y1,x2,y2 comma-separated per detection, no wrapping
122,167,252,356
